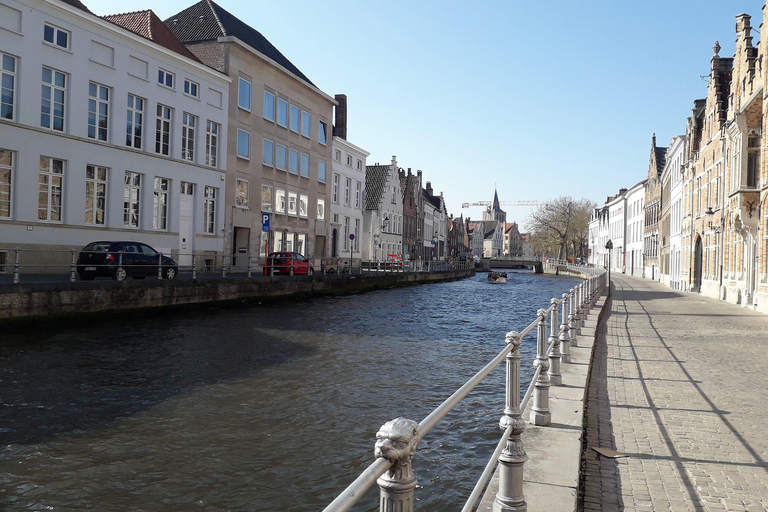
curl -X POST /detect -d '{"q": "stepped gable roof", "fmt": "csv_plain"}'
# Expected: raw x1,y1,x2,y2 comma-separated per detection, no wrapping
655,145,667,173
164,0,313,85
58,0,92,13
423,189,442,210
364,164,391,210
483,221,498,239
104,10,201,62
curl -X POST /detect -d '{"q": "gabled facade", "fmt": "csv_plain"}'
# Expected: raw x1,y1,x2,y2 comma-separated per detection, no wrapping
399,168,422,261
660,136,686,289
607,190,627,273
0,0,230,269
165,0,335,266
503,222,522,257
644,135,667,280
625,180,646,277
362,156,402,262
422,182,446,261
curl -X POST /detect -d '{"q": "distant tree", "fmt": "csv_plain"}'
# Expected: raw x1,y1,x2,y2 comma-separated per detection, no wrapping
526,196,596,260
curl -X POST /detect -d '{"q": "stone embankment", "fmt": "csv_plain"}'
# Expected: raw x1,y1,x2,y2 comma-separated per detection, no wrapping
0,269,474,323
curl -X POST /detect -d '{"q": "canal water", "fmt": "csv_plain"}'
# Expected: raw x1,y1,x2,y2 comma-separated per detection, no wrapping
1,270,581,511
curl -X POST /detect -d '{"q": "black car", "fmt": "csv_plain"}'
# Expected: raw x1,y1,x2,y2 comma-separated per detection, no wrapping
77,241,178,281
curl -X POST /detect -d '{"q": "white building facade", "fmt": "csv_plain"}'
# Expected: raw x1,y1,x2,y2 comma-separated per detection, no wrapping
0,0,230,269
362,156,402,263
624,181,646,277
665,136,686,289
607,191,627,272
330,136,368,265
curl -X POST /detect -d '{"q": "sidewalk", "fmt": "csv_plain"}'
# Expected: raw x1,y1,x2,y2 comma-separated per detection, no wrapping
581,274,768,511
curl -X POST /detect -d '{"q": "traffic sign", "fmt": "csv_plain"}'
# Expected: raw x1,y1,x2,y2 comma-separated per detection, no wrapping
262,213,270,232
349,233,355,240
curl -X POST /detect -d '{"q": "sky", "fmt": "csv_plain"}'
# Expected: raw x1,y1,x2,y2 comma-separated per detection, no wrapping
82,0,767,230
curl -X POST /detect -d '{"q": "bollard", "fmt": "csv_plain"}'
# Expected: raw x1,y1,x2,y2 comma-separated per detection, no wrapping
222,255,227,278
375,417,420,512
530,310,551,426
547,298,562,386
560,293,571,363
247,256,252,278
157,253,163,280
494,331,527,512
13,249,20,284
192,254,197,280
69,250,77,283
568,288,579,348
117,252,125,281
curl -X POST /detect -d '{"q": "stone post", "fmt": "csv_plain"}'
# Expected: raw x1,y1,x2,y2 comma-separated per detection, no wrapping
547,298,562,386
375,417,420,512
157,253,163,280
69,250,77,283
192,254,197,280
530,310,551,425
13,249,20,284
494,331,527,512
568,288,579,348
560,293,571,363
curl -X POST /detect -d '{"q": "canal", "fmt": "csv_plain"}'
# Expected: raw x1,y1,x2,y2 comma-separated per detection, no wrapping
0,270,582,511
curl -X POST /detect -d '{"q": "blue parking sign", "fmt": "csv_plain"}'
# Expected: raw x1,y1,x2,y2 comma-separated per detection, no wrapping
262,213,270,232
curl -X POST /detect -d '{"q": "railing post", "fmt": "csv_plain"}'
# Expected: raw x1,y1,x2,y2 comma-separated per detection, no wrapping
530,310,551,426
494,330,527,512
222,255,227,278
375,417,420,512
547,298,562,386
247,256,252,278
192,254,197,280
69,250,77,283
568,288,579,348
560,293,571,363
13,249,20,284
157,253,163,280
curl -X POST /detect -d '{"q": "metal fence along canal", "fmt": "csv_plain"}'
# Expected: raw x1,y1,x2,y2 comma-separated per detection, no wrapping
1,270,588,511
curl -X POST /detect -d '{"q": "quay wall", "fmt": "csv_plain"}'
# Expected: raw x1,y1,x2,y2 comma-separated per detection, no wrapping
0,270,474,323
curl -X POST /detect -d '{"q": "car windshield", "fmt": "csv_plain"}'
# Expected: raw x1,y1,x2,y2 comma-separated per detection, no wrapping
83,242,111,252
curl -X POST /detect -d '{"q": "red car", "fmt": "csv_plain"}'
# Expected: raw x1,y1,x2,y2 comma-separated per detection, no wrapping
263,252,314,276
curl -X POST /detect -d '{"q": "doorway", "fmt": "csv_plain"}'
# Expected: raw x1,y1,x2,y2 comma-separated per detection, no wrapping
178,183,194,267
693,236,703,293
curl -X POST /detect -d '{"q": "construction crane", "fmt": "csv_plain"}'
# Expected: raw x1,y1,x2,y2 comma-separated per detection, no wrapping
461,200,540,208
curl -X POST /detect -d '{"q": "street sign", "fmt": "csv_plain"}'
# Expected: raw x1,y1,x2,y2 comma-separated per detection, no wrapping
349,233,355,240
262,213,270,232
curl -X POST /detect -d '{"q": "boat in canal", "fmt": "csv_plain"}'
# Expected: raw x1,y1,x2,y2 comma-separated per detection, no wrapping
487,271,507,284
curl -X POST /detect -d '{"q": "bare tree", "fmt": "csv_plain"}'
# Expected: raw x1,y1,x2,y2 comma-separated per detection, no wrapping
526,196,596,260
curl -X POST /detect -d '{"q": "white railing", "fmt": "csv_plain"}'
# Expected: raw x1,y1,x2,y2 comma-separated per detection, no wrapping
323,269,607,512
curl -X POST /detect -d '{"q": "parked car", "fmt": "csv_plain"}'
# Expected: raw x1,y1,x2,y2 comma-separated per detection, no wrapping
263,252,314,276
77,241,178,281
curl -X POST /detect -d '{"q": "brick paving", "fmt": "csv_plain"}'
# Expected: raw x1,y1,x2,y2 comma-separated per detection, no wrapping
581,274,768,512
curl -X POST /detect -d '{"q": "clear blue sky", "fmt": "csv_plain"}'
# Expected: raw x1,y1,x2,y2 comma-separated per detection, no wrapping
84,0,766,230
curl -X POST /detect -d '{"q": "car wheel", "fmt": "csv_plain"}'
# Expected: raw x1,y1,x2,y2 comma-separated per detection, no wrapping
308,267,314,275
165,267,177,279
79,272,95,281
113,267,127,281
289,267,295,276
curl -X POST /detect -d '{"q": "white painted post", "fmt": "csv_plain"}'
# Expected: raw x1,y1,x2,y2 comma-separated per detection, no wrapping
69,250,77,282
568,288,579,348
560,293,571,363
375,417,420,512
530,310,551,426
547,298,562,386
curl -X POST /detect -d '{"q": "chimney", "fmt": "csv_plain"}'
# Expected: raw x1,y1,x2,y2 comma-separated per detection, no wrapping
333,94,347,140
426,182,433,197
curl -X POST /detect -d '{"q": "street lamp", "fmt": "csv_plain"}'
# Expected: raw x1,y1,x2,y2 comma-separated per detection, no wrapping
605,239,613,295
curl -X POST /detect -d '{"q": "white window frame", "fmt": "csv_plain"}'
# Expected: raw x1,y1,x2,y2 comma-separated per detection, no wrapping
335,149,341,162
126,94,144,149
263,90,275,122
354,218,360,251
88,82,110,141
301,110,310,138
355,181,361,208
318,160,326,182
317,198,325,220
43,23,70,50
38,156,64,222
181,112,197,161
158,68,174,89
299,194,308,218
343,216,349,250
153,177,169,230
238,77,251,111
300,153,309,178
236,178,249,208
205,120,219,167
276,144,287,171
1,53,17,121
237,129,250,159
155,104,172,155
123,171,141,228
344,177,351,206
203,186,216,234
289,104,299,133
318,120,327,145
288,149,299,175
85,164,107,226
275,188,286,214
346,154,352,167
332,173,339,203
287,191,297,216
261,184,273,212
183,79,199,98
263,138,274,167
277,98,288,127
41,66,66,132
0,149,14,219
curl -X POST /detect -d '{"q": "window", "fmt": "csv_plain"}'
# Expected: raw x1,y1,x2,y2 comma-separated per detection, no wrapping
261,184,273,212
318,160,326,182
126,94,143,148
289,149,299,174
124,171,141,227
299,194,308,217
85,164,107,225
300,153,309,178
0,149,13,218
263,139,274,166
355,181,361,208
344,177,351,205
41,67,66,131
237,129,250,159
203,186,216,234
276,144,287,170
205,121,219,167
43,23,69,49
287,191,297,215
343,217,349,250
155,104,171,155
290,104,299,132
158,69,174,88
296,234,306,256
346,155,352,167
184,79,199,98
236,178,249,208
332,174,339,203
238,77,251,110
1,53,17,120
87,82,110,141
356,159,362,171
277,98,288,127
273,231,284,252
38,157,64,222
263,91,275,121
318,121,327,145
301,110,310,137
153,177,169,230
354,218,360,251
181,112,196,161
275,188,286,213
335,150,341,162
317,198,325,220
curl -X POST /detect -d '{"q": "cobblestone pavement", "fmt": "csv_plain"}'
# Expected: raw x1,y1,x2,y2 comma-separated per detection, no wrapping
581,275,768,512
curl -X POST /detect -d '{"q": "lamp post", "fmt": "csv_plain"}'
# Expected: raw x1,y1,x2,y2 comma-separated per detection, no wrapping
605,239,613,296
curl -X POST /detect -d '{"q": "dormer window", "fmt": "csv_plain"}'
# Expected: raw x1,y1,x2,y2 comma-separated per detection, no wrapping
44,23,69,49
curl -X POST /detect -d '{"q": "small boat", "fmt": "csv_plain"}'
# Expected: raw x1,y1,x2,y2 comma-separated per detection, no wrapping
487,271,507,284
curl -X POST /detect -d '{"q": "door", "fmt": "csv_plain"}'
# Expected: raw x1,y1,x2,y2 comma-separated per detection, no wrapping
178,183,194,267
331,228,338,258
693,237,703,293
233,227,250,270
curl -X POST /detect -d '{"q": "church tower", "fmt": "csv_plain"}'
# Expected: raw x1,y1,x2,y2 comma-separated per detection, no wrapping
483,189,507,223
